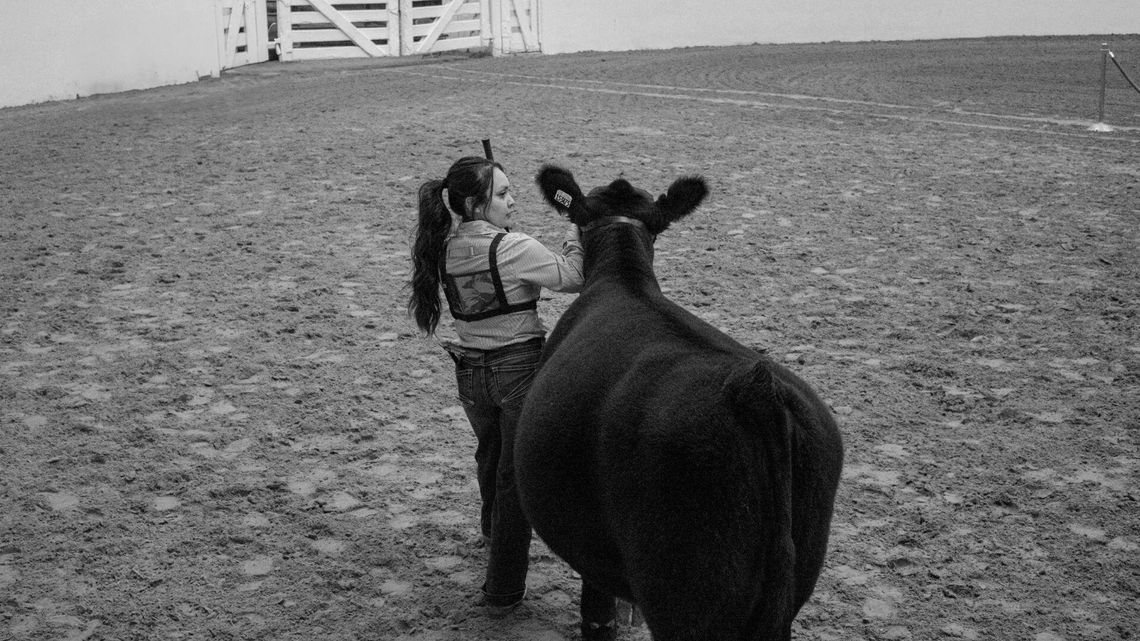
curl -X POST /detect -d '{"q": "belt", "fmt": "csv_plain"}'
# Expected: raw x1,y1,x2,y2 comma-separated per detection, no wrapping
443,337,544,365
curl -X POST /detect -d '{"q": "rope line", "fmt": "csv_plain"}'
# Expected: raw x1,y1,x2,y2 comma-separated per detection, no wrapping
1108,52,1140,95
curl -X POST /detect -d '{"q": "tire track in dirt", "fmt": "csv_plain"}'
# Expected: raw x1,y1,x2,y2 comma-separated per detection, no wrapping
386,66,1140,140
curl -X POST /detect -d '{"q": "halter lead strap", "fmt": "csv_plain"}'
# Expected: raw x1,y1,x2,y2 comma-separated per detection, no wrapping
579,216,650,234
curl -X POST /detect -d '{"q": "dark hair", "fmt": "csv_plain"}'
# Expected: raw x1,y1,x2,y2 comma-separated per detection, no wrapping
409,156,505,334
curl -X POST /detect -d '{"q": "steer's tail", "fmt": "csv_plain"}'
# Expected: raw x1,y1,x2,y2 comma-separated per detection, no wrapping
723,359,797,637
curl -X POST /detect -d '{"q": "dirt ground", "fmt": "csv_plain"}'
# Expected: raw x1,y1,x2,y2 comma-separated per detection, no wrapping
1,35,1138,641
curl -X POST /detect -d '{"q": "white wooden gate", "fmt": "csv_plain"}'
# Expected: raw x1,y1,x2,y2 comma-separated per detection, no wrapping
218,0,271,69
490,0,539,56
274,0,539,61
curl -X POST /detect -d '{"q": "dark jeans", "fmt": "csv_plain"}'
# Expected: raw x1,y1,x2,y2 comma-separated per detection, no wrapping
450,337,543,604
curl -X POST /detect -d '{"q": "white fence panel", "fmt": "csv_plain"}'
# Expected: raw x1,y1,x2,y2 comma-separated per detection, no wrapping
273,0,536,61
498,0,538,55
277,0,399,61
411,0,485,55
219,0,270,69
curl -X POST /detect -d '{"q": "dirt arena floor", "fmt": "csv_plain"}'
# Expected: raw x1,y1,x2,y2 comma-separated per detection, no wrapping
2,35,1138,640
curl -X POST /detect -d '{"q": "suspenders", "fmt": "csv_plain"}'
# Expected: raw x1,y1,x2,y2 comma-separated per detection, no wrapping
442,233,539,322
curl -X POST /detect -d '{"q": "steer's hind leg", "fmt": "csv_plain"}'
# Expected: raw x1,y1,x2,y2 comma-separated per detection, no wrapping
580,580,617,641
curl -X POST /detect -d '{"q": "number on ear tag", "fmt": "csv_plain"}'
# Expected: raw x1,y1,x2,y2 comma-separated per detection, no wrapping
554,190,573,208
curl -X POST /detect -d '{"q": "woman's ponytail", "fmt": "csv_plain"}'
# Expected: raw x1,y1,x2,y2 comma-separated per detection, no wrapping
409,178,452,334
407,156,504,335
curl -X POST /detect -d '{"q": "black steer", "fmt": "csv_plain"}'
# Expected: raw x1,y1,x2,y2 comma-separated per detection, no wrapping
516,165,844,641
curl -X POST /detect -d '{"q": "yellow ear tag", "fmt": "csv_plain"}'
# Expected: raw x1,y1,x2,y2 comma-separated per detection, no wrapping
554,190,573,208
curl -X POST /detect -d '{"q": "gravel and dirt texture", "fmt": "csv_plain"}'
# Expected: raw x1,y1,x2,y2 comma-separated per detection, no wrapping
2,35,1139,640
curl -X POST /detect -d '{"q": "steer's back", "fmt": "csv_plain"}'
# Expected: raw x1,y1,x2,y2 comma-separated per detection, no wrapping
519,287,827,606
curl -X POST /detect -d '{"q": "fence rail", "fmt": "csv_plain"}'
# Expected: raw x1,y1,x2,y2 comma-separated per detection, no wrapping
275,0,487,61
274,0,534,61
220,0,271,69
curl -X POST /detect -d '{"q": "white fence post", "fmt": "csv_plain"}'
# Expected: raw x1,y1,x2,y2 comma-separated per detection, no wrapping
400,0,414,56
388,1,401,56
276,0,292,60
480,0,492,49
502,0,514,54
490,0,503,55
251,0,269,60
214,0,227,71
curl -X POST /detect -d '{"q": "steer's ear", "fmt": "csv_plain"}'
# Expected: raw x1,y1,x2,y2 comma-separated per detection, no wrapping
536,164,588,224
655,176,708,225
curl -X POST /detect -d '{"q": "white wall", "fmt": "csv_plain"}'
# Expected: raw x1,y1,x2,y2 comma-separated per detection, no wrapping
2,0,1135,109
539,0,1140,54
0,0,222,109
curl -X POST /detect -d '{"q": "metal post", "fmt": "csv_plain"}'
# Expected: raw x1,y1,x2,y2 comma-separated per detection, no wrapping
1098,42,1108,123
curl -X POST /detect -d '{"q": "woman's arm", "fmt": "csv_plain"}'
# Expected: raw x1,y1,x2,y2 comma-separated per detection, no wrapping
504,228,585,293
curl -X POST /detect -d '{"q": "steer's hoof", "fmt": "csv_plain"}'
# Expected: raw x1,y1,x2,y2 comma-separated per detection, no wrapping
483,601,522,619
581,620,617,641
480,597,523,619
465,534,490,550
480,585,526,618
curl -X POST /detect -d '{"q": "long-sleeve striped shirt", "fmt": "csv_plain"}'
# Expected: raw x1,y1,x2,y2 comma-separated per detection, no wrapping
444,220,584,350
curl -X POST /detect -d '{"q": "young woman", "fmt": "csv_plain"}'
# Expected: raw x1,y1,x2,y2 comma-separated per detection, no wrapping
409,156,585,612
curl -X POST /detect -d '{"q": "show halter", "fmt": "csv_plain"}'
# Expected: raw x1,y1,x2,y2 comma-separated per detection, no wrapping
579,215,650,235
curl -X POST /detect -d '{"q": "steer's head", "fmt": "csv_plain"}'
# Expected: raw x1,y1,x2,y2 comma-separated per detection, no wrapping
536,165,708,237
